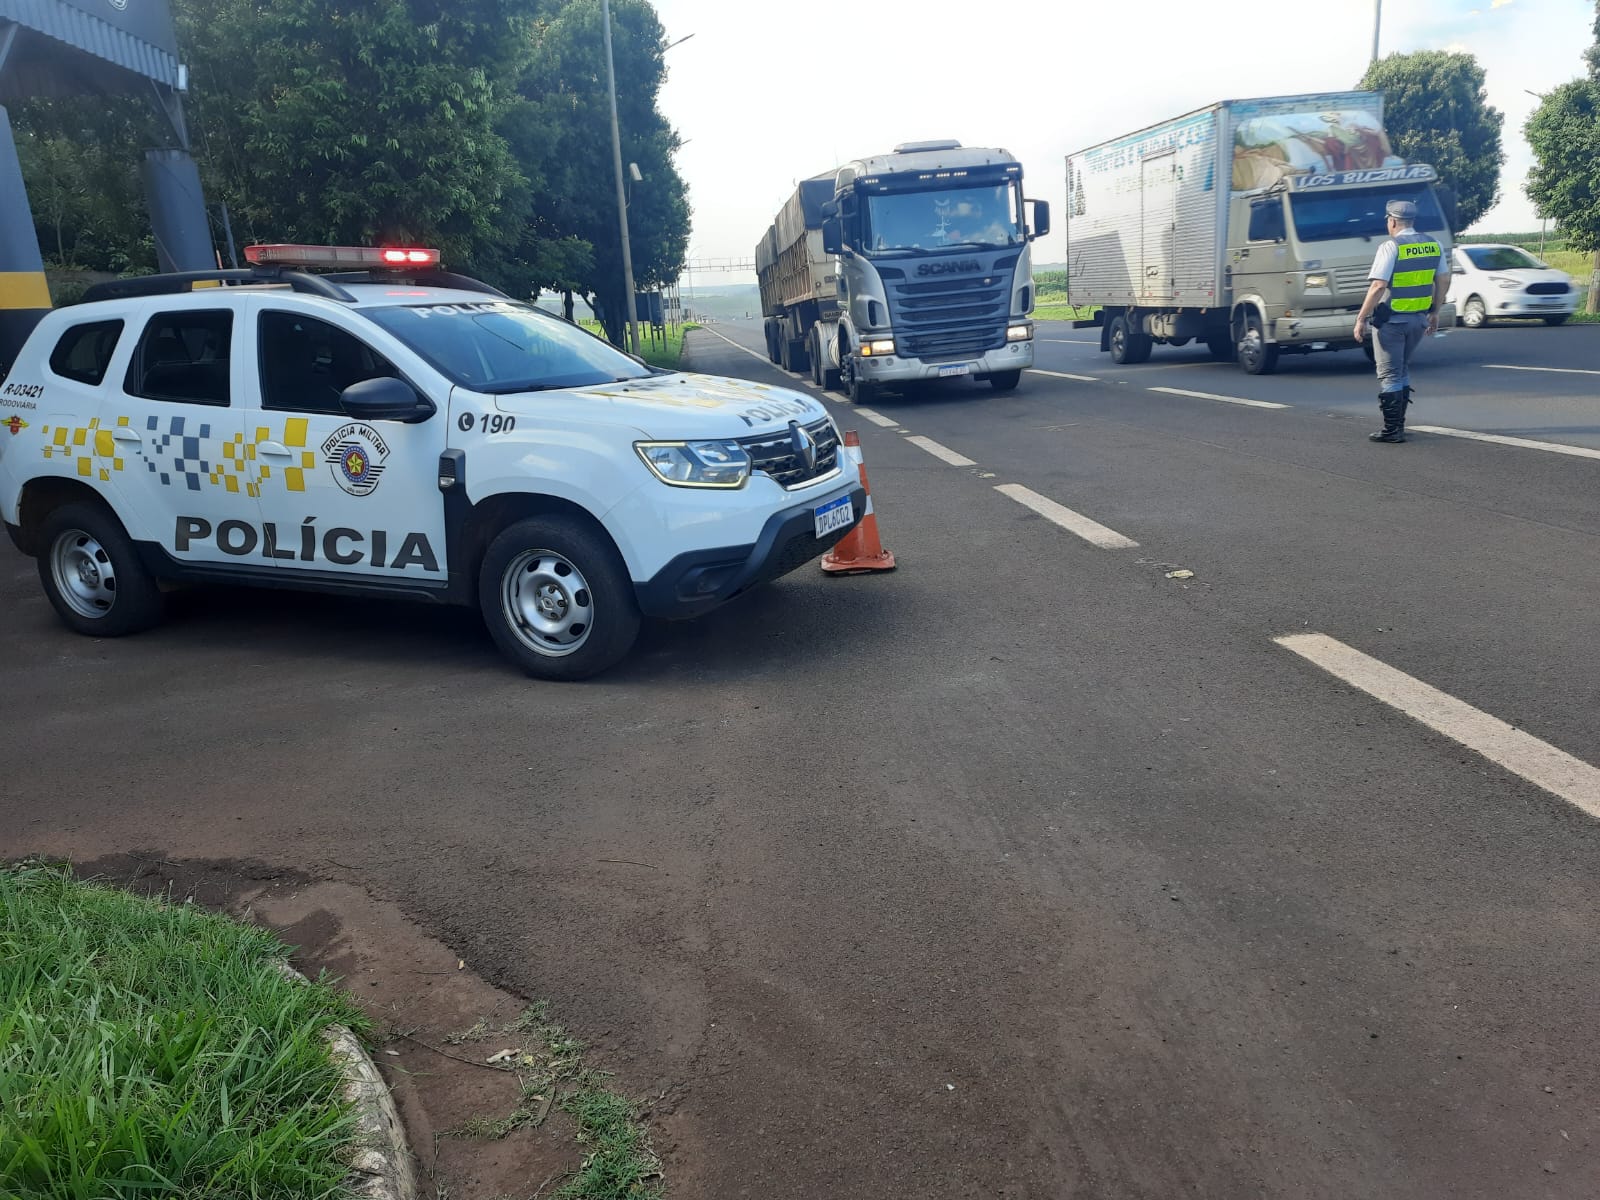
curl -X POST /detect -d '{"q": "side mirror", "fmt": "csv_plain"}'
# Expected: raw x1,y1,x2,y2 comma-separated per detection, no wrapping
1027,199,1051,240
820,198,839,218
340,375,431,421
822,217,844,256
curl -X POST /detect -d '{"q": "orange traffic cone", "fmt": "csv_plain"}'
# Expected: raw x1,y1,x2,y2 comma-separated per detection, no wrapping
822,430,896,574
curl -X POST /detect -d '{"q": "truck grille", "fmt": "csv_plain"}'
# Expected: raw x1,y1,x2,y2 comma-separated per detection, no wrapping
739,418,840,489
1334,265,1371,295
1527,281,1569,295
881,262,1014,361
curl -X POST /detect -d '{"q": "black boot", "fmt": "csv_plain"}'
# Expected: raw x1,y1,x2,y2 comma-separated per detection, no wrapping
1369,392,1406,442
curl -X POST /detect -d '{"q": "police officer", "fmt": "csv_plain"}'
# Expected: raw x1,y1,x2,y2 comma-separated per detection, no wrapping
1353,199,1449,443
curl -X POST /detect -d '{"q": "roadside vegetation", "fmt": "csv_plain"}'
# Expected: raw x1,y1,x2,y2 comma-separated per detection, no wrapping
0,862,367,1199
1033,269,1098,323
577,318,694,370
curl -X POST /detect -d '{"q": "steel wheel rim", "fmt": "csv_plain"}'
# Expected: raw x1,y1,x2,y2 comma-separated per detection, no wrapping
1111,322,1127,359
1240,327,1263,369
1464,299,1485,327
501,549,594,657
50,527,117,619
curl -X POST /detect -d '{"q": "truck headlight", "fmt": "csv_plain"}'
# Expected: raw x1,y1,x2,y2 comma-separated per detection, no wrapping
635,440,750,488
1006,323,1032,341
1303,273,1329,289
860,339,895,356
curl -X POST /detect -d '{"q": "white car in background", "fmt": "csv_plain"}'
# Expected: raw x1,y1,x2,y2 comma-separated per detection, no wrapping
1447,243,1578,328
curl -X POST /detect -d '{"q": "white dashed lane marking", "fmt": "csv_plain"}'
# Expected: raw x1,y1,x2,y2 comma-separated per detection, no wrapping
1410,425,1600,461
1148,386,1290,410
852,408,901,429
905,436,977,468
993,484,1139,550
1484,363,1600,378
1028,369,1100,382
1276,634,1600,820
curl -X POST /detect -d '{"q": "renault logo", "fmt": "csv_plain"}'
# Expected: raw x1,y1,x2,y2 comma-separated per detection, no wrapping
788,420,816,472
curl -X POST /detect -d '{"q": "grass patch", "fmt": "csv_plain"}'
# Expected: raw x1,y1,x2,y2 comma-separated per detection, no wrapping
0,862,368,1199
572,319,695,371
441,1000,662,1199
1033,303,1099,323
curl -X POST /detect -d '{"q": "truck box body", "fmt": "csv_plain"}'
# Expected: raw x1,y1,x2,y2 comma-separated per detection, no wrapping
756,174,836,319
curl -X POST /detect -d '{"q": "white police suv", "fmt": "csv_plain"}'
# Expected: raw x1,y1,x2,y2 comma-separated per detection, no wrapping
0,245,864,679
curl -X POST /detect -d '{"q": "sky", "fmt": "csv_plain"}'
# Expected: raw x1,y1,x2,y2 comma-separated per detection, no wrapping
649,0,1596,289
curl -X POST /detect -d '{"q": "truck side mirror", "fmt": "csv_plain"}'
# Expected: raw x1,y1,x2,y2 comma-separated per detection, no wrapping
822,218,844,256
1027,199,1051,240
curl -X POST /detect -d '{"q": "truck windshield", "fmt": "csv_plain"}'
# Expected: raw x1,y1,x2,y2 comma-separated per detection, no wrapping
364,302,653,394
863,182,1022,254
1289,187,1448,243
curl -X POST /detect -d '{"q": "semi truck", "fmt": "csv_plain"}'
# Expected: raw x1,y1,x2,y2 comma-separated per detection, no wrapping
756,142,1050,401
1065,92,1455,374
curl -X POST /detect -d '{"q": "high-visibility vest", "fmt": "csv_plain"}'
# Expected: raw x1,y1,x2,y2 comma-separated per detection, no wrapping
1389,231,1442,314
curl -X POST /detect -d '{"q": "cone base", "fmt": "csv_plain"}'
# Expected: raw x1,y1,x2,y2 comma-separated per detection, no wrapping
821,550,896,574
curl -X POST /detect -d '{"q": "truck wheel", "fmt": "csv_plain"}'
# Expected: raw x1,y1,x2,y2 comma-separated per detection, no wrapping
1461,296,1487,328
38,501,165,637
1236,314,1279,375
810,332,824,387
847,359,875,405
989,369,1022,392
765,321,781,364
1205,331,1236,362
1108,315,1151,364
479,516,640,682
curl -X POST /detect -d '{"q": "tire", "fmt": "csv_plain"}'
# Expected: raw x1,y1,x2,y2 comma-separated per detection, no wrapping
764,321,780,364
810,332,825,387
788,338,810,375
478,516,640,681
1236,313,1279,375
989,369,1021,392
1205,331,1236,362
1543,314,1569,326
1461,296,1487,329
1108,314,1152,365
846,357,875,405
37,501,165,637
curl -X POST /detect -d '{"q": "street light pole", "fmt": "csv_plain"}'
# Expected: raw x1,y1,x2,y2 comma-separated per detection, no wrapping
1371,0,1382,65
601,0,641,356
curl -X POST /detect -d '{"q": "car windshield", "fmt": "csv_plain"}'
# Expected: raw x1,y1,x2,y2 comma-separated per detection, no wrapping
364,301,653,394
1289,187,1448,243
1465,246,1545,271
864,182,1022,254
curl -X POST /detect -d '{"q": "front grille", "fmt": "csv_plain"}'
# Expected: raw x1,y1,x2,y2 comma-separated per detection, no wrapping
1334,265,1371,294
1527,281,1569,295
739,418,840,489
884,266,1012,361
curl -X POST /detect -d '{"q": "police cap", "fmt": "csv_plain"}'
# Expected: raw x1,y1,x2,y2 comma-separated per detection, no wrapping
1386,199,1418,221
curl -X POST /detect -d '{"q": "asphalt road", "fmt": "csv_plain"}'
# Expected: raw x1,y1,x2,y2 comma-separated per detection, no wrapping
4,319,1599,1198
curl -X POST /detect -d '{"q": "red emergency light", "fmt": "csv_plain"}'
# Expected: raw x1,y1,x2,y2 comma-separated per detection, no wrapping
243,244,441,269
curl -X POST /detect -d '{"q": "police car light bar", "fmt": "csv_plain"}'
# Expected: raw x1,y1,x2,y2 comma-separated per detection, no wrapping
243,244,441,269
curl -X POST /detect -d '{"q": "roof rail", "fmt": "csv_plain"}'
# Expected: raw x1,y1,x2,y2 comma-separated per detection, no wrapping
79,269,356,304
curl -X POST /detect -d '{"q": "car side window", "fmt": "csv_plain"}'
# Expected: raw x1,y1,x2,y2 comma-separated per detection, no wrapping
123,310,233,406
258,311,399,414
49,319,125,386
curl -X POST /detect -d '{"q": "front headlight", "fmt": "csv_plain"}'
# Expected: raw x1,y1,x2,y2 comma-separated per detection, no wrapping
1489,275,1519,289
635,440,750,488
860,338,895,356
1006,323,1033,341
1303,273,1329,289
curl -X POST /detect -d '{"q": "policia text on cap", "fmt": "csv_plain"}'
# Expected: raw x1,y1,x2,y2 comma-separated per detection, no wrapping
1352,199,1449,445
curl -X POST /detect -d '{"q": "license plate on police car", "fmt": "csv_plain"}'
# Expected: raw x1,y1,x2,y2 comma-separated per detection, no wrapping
814,496,854,538
938,363,973,378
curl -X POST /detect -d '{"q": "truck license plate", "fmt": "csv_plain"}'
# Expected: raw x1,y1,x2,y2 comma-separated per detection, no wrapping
814,496,854,538
938,364,973,378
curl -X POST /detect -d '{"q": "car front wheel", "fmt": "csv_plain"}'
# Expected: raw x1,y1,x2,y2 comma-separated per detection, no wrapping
479,516,640,681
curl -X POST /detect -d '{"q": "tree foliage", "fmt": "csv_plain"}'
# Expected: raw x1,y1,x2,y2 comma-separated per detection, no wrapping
11,0,690,341
1526,4,1600,257
1359,50,1505,231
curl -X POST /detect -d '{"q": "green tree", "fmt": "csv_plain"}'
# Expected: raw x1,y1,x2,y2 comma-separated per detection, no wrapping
520,0,690,344
1359,50,1505,231
1526,2,1600,312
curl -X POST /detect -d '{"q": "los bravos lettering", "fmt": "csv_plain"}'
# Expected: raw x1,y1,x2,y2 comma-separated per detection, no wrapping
174,516,439,572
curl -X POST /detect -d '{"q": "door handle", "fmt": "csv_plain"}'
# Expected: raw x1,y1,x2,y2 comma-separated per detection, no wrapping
258,442,293,457
112,429,141,444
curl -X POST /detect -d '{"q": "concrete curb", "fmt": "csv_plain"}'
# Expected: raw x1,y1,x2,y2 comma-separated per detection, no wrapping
273,960,418,1200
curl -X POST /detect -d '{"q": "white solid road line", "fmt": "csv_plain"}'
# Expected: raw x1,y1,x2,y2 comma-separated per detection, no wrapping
905,436,977,467
852,407,901,429
1029,368,1100,382
1485,363,1600,377
1040,338,1101,344
993,484,1140,549
1410,425,1600,461
1276,634,1600,821
1148,386,1290,410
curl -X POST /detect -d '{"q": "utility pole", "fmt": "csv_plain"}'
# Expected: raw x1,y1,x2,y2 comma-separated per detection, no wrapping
1371,0,1382,65
601,0,641,356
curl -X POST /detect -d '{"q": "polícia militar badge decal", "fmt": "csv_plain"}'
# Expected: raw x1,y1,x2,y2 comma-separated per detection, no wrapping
321,422,390,496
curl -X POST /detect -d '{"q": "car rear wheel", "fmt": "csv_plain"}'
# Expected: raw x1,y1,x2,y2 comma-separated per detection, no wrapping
479,516,640,681
38,501,165,637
